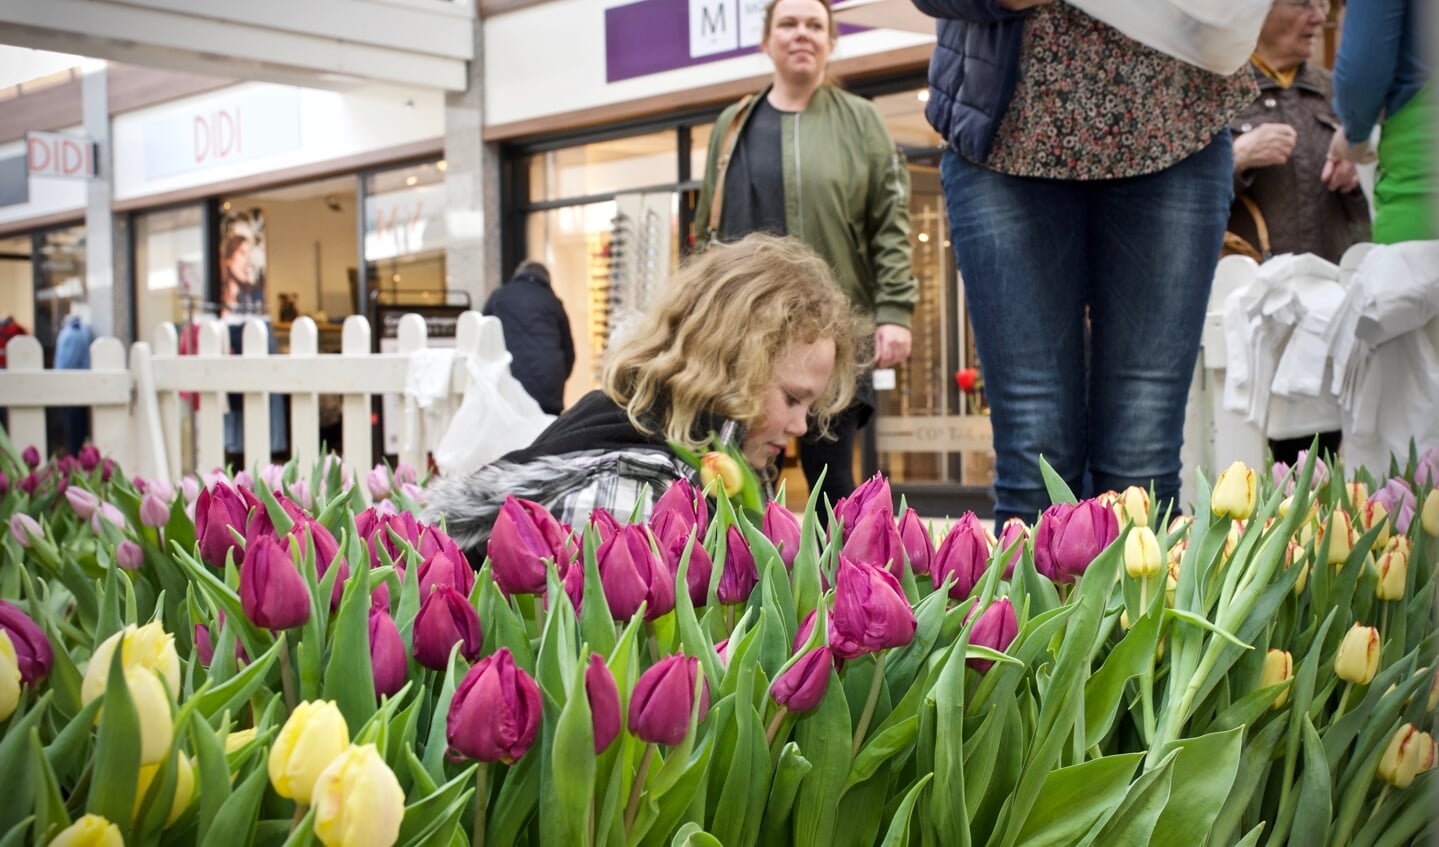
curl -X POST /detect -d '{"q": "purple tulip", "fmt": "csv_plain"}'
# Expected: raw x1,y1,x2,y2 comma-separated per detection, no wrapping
288,479,314,511
367,465,392,501
233,470,254,491
0,600,53,684
259,463,285,492
284,521,347,612
194,613,246,667
369,608,408,699
846,508,906,577
447,648,542,763
419,524,469,568
1416,448,1439,489
996,517,1029,578
139,492,171,529
9,514,42,547
596,524,675,621
794,609,818,653
195,482,253,567
588,508,622,546
654,512,712,608
1294,450,1330,489
99,458,116,482
65,487,99,520
77,444,101,471
762,502,802,569
967,597,1019,673
418,549,476,598
90,502,127,534
239,535,312,631
18,473,39,495
21,445,41,469
412,586,482,671
1033,500,1119,584
560,559,585,613
897,508,934,576
717,525,759,605
181,476,201,505
355,508,423,571
488,496,570,596
0,470,8,497
394,462,419,487
586,654,622,753
116,539,144,571
650,479,709,543
1270,461,1294,495
828,555,917,660
1372,478,1418,535
932,512,991,600
770,647,834,713
150,476,176,503
628,655,711,746
833,473,894,541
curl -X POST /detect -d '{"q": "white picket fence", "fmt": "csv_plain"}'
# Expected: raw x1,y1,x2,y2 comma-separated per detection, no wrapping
0,311,508,490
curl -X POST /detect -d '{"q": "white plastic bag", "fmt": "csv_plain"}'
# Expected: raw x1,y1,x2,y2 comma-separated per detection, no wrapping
1065,0,1269,75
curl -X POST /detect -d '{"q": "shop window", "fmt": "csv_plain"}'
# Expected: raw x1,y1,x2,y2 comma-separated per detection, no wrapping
526,131,679,203
0,236,34,342
363,160,448,314
33,226,86,361
134,205,205,349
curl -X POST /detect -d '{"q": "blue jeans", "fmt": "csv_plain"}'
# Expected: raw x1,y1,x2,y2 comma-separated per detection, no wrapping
940,134,1233,524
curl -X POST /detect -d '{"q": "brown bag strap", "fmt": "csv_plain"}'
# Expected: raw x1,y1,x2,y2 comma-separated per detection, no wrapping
708,93,757,239
1237,193,1270,257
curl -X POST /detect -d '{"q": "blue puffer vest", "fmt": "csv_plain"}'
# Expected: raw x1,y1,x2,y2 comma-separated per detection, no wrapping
914,1,1027,163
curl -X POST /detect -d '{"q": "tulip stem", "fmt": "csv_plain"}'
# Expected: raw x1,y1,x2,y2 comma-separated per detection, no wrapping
276,634,297,712
1139,575,1149,612
1336,681,1355,717
852,652,888,759
290,802,307,834
624,744,656,836
472,761,490,847
765,707,789,747
1367,785,1391,827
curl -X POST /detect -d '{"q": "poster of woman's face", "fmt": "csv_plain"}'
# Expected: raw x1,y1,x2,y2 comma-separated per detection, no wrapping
218,208,266,318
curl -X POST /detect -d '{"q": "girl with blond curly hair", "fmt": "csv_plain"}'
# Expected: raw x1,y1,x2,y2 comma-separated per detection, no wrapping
425,233,867,556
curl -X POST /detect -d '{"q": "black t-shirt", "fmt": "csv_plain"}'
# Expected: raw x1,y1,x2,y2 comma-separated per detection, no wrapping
721,97,789,241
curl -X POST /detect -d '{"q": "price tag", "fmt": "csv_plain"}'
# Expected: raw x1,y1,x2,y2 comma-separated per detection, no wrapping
872,368,896,391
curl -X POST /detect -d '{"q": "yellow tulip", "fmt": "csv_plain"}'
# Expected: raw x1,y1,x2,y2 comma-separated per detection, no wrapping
0,632,20,723
1423,490,1439,537
700,452,743,498
50,814,124,847
225,727,258,754
1418,732,1437,774
1123,527,1162,579
1334,623,1381,685
129,668,177,765
1222,520,1245,567
1118,486,1151,528
311,743,405,847
1428,668,1439,713
1168,514,1193,536
82,623,181,706
1211,461,1257,520
1346,481,1370,507
1165,559,1181,608
269,700,350,804
1286,544,1310,595
1260,649,1293,709
134,755,195,828
1374,543,1409,602
1377,724,1423,788
1320,511,1357,566
1359,500,1391,551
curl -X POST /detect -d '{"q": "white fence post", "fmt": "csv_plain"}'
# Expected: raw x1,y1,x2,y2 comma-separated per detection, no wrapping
89,337,131,471
396,313,429,475
195,321,228,474
150,324,182,481
340,316,373,490
288,318,321,467
4,336,48,457
241,319,272,471
130,340,171,484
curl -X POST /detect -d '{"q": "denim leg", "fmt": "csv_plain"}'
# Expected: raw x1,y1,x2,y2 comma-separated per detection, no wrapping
1085,133,1234,515
941,150,1089,524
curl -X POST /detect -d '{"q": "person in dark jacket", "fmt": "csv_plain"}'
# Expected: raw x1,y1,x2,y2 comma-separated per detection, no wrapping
482,261,576,415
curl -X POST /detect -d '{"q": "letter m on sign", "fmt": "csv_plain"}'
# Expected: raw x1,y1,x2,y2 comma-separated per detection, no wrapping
690,0,738,58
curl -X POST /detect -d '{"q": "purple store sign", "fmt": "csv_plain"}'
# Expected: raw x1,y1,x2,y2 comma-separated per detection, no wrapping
605,0,862,83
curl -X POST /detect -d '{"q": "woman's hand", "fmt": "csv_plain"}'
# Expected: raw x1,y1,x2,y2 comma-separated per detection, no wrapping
874,324,912,369
1327,127,1376,165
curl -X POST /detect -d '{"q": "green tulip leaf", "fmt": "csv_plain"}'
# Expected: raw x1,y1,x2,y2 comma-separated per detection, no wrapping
396,766,478,847
1012,753,1143,847
845,715,918,792
1206,717,1286,846
1083,604,1164,749
876,773,932,847
1148,726,1244,845
202,743,270,847
1289,713,1332,847
791,670,851,847
1352,770,1435,847
543,657,597,846
28,728,69,846
86,644,142,826
420,646,464,784
487,749,541,846
885,587,950,696
634,735,714,847
1162,607,1252,650
1038,456,1078,504
0,690,51,826
1078,748,1176,847
669,822,723,847
192,635,285,723
579,525,619,659
757,742,811,844
0,817,35,847
323,551,378,729
189,710,232,844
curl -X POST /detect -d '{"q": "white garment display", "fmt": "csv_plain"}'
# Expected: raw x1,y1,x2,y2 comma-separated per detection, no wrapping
1064,0,1269,74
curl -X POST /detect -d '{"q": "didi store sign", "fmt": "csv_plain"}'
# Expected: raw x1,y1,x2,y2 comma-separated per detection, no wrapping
26,131,97,180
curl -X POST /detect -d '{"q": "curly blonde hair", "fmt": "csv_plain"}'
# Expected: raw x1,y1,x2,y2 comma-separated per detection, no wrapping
603,233,867,452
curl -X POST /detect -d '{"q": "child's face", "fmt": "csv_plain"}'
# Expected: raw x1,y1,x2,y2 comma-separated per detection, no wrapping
742,337,835,470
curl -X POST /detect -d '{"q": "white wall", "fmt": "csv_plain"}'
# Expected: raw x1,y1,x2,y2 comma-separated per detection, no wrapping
0,129,89,228
0,257,35,332
257,192,360,321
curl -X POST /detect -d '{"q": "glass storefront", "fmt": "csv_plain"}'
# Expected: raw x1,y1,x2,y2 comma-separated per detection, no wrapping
134,205,205,349
33,225,87,363
363,159,449,312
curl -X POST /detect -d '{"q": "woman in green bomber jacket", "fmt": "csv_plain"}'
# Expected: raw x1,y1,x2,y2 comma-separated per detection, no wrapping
694,0,918,507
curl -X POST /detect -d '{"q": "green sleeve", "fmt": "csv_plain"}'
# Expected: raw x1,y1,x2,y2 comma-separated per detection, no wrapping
692,108,733,251
863,109,918,329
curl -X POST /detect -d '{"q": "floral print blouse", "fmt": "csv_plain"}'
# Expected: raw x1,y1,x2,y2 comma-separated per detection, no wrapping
984,3,1257,180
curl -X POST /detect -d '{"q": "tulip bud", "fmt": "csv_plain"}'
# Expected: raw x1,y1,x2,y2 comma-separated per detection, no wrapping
717,525,759,605
0,600,53,685
1359,499,1392,551
417,549,475,599
0,632,20,723
225,727,258,754
992,517,1029,578
762,501,802,569
1287,543,1310,594
1117,486,1151,527
1375,538,1410,601
833,474,894,540
654,513,712,608
967,597,1019,673
1294,449,1330,489
1319,510,1357,566
366,465,392,501
1270,461,1294,495
195,482,253,568
124,667,176,765
932,512,991,600
771,647,834,713
50,814,123,847
650,479,709,543
1211,461,1257,520
412,586,483,671
82,623,180,710
0,470,7,497
269,700,350,803
180,476,201,505
829,555,917,660
90,502,126,535
310,743,405,847
897,508,934,576
1417,732,1437,774
628,655,711,746
585,654,622,753
8,514,40,550
842,508,905,577
596,524,674,622
1423,490,1439,538
794,609,818,653
138,492,171,529
1260,649,1293,708
21,445,40,469
1221,520,1245,568
700,452,743,497
1334,623,1381,685
447,648,542,763
134,755,195,828
1165,562,1181,608
1123,526,1162,579
1428,668,1439,713
116,539,144,571
392,461,418,486
488,496,570,596
1034,500,1119,583
1372,477,1417,535
239,536,312,631
66,487,100,519
589,508,621,546
369,609,408,699
1377,724,1423,788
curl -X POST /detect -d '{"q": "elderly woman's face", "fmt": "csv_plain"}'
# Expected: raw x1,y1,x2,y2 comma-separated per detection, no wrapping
742,337,835,470
1258,0,1326,71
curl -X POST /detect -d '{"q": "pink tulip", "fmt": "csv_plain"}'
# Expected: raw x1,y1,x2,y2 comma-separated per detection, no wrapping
239,536,312,631
140,492,171,529
418,549,476,598
1033,500,1119,584
487,496,570,596
367,465,392,501
794,609,818,653
762,502,802,569
195,482,253,567
770,647,833,713
10,514,42,547
393,462,419,487
828,555,916,660
412,586,482,671
833,473,893,541
585,654,622,753
932,512,991,600
116,540,144,571
369,608,408,699
717,525,759,605
596,524,674,621
650,479,708,543
842,509,904,577
447,648,542,763
996,517,1029,578
654,512,712,608
628,655,710,746
967,597,1018,673
65,487,99,520
897,508,934,576
284,521,347,612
